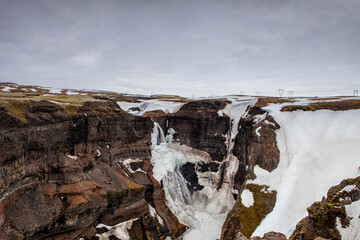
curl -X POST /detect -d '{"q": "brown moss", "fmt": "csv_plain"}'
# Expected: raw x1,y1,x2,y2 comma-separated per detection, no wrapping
143,110,167,119
2,99,28,124
128,218,145,240
63,104,79,116
281,99,360,112
255,97,296,107
221,184,277,239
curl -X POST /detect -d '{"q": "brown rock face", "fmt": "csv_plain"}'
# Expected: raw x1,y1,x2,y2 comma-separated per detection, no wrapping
0,100,185,239
221,106,281,239
153,100,231,162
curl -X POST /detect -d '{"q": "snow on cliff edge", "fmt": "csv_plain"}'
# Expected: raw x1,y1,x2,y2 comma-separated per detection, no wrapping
250,103,360,238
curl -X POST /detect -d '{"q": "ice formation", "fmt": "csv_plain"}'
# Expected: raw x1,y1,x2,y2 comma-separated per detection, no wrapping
150,98,256,239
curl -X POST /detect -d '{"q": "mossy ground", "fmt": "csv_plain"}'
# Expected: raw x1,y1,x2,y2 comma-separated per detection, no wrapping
221,184,276,239
281,99,360,112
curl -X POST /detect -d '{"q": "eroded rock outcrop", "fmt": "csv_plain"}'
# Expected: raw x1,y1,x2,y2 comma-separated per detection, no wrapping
221,106,281,239
290,176,360,240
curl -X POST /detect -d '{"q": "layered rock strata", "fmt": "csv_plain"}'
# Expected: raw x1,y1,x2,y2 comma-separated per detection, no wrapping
0,100,185,239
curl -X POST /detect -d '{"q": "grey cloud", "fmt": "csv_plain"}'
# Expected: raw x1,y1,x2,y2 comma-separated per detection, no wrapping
0,0,359,97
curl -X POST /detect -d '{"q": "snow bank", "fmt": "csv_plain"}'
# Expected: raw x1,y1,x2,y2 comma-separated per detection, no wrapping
182,211,227,240
255,126,262,136
149,204,164,226
337,200,360,240
251,104,360,238
96,218,139,240
2,86,13,92
117,99,184,115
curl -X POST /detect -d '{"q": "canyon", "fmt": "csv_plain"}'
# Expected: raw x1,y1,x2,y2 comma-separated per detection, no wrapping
0,83,360,240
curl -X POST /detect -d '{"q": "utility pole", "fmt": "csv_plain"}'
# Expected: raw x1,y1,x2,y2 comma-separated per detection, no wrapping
354,90,359,97
278,89,284,97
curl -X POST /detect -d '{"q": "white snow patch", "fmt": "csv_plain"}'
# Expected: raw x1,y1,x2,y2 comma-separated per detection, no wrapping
182,211,227,240
149,204,164,226
341,185,357,193
66,90,79,95
251,106,360,238
96,149,101,157
337,200,360,240
117,100,184,116
241,189,254,207
47,88,63,94
96,218,138,240
264,120,275,127
2,86,13,92
255,126,262,136
121,158,146,174
253,113,267,124
66,154,78,160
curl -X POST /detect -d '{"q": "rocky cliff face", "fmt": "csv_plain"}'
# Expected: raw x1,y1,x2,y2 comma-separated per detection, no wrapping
221,106,281,239
0,100,185,240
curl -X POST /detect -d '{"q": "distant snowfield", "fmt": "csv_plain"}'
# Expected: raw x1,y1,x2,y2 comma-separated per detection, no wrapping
251,103,360,238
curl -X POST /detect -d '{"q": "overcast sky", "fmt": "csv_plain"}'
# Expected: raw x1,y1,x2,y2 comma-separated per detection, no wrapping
0,0,359,97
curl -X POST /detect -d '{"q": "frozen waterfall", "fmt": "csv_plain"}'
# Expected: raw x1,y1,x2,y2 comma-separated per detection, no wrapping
150,98,256,240
151,123,195,225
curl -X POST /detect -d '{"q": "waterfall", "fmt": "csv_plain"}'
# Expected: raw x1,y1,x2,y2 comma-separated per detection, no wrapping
163,169,193,205
151,122,194,224
152,122,165,147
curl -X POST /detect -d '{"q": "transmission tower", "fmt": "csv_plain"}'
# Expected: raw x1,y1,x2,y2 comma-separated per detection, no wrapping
354,90,359,97
288,91,294,98
278,89,284,97
255,92,260,96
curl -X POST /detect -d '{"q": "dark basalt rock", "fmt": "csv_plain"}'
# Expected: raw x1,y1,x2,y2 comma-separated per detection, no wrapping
180,162,204,193
251,232,287,240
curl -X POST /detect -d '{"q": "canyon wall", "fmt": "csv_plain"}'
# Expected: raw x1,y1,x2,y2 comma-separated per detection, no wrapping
1,93,359,240
0,100,185,240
